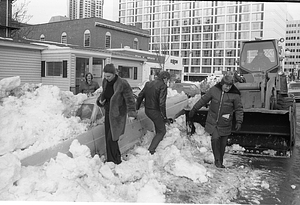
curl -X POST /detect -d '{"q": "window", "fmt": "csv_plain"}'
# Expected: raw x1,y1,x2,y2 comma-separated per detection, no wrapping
240,14,250,21
215,16,225,23
84,30,91,47
182,35,190,41
133,38,139,49
202,50,212,57
47,62,62,76
192,34,201,41
105,32,111,48
192,26,201,33
214,41,224,48
226,32,236,40
61,32,67,44
226,50,236,57
203,33,212,40
192,42,201,49
226,24,236,31
40,34,45,41
182,27,190,33
203,42,212,49
214,58,223,65
191,59,200,65
118,66,137,79
215,8,225,15
171,35,180,42
252,3,263,12
173,11,180,18
240,5,250,12
214,50,224,57
215,24,225,32
252,13,263,21
226,15,236,22
214,33,224,40
202,58,212,65
172,19,180,26
182,43,190,49
252,22,263,30
239,31,250,39
225,41,236,48
202,67,211,73
239,23,250,30
225,58,235,65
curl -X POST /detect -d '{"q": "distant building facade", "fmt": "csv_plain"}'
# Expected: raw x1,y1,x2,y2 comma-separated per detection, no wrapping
285,20,300,78
68,0,104,20
118,0,288,81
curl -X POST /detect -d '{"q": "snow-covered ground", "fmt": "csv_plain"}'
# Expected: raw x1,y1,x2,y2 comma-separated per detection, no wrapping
0,76,271,203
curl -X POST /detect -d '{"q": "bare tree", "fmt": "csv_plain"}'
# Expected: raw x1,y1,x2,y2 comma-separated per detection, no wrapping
12,0,32,23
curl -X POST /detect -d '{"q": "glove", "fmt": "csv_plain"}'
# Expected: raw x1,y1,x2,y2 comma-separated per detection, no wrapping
96,98,106,107
128,116,135,123
164,118,171,125
235,123,241,131
189,108,196,118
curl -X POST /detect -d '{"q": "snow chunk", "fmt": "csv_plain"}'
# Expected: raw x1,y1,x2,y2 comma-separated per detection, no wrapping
164,156,208,183
69,139,91,158
0,153,21,192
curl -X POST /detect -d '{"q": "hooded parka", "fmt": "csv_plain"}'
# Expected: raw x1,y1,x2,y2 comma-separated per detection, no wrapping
191,82,243,136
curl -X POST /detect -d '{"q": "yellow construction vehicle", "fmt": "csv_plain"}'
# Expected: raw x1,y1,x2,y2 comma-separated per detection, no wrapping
186,38,297,157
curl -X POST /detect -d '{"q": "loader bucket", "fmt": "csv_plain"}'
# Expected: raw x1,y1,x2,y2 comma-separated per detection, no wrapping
185,107,296,158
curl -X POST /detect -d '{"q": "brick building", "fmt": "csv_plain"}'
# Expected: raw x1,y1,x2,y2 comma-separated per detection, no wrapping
17,17,150,51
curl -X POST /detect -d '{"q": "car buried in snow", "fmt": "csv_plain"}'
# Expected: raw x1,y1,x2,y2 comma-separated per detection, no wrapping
288,81,300,102
170,82,201,98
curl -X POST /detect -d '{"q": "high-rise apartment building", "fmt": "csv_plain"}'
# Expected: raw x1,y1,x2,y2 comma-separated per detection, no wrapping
285,20,300,77
68,0,104,20
118,0,287,81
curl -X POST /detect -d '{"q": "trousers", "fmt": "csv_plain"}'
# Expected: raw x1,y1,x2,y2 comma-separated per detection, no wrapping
104,103,121,164
211,128,228,166
145,108,166,154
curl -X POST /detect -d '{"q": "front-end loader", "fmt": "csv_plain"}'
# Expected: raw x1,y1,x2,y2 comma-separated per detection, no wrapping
186,38,297,157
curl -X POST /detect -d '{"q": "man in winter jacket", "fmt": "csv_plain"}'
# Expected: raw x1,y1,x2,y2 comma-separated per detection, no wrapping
189,75,243,168
136,71,172,155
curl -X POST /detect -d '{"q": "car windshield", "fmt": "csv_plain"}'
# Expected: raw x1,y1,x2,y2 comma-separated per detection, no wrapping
289,83,300,90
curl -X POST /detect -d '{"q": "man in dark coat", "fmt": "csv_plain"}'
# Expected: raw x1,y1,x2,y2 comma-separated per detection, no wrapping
250,49,272,70
96,63,137,164
189,75,244,168
136,71,172,155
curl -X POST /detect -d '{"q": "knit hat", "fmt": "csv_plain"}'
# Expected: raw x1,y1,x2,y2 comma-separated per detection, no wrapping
220,75,234,85
103,63,116,74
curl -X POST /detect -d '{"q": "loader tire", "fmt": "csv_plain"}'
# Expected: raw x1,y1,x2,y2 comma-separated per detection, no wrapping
276,97,294,110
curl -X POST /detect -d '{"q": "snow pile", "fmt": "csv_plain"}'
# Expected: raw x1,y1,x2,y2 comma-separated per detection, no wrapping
0,81,89,159
0,76,21,98
0,118,211,202
199,74,222,93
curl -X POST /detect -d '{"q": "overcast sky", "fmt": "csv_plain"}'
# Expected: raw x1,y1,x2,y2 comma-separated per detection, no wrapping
14,0,300,24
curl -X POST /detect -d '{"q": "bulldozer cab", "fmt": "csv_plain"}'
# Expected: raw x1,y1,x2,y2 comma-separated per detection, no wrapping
239,39,279,75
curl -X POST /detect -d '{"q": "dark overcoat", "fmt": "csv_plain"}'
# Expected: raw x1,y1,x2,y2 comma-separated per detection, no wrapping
191,83,243,136
98,76,137,141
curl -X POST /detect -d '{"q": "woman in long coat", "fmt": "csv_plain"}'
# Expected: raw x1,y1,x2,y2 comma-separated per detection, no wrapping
97,63,137,164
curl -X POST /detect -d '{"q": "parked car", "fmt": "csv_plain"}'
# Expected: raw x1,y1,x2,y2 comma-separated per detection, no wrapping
288,81,300,102
170,82,201,98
